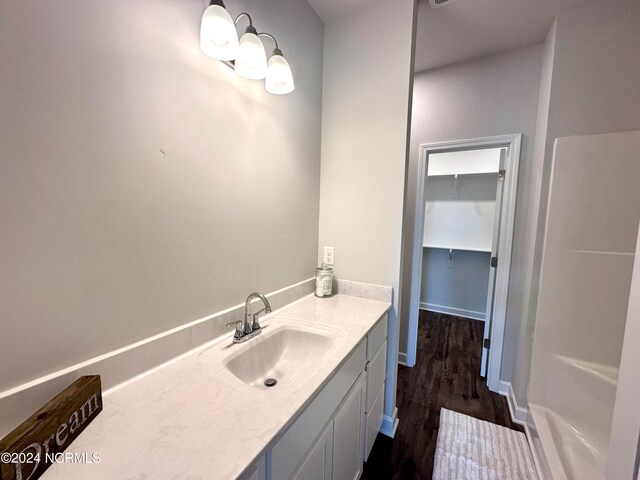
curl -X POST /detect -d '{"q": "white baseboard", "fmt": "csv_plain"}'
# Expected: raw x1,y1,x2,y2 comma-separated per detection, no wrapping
498,380,528,425
380,407,399,438
420,302,486,321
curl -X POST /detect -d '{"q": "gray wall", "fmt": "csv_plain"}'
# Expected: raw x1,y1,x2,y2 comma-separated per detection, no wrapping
421,249,491,320
401,45,544,390
0,0,324,393
318,0,416,428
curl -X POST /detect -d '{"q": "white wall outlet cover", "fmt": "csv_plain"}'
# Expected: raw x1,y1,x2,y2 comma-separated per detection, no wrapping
323,247,335,266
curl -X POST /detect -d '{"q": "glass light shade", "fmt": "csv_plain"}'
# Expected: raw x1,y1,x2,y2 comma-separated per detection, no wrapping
235,32,268,80
265,54,295,94
200,5,239,60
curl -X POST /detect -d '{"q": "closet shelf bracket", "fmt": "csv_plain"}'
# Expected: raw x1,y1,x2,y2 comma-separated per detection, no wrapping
453,174,460,198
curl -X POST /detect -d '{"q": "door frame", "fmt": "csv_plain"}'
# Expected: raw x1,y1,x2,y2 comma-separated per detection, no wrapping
406,134,522,393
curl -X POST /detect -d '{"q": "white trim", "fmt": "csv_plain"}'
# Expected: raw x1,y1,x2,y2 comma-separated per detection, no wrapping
407,134,522,394
398,352,409,366
380,407,399,438
420,303,486,322
498,380,528,425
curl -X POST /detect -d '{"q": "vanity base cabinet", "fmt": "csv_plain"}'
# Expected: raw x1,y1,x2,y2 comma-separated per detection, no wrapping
270,341,366,480
265,314,389,480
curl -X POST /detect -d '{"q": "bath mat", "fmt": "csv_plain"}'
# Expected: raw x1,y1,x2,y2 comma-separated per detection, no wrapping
433,408,538,480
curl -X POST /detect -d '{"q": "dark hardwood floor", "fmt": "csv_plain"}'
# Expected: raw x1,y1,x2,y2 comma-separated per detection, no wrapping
362,310,522,480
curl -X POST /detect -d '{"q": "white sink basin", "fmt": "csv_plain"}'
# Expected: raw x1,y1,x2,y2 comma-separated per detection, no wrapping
198,317,347,393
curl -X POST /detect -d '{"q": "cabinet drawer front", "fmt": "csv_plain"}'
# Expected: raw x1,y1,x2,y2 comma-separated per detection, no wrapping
366,339,387,412
270,340,366,480
366,314,388,361
364,386,384,461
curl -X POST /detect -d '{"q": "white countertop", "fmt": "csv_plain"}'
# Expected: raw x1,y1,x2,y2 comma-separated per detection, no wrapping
43,293,391,480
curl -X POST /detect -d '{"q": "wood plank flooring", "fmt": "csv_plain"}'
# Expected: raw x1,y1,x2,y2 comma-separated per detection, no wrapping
362,310,522,480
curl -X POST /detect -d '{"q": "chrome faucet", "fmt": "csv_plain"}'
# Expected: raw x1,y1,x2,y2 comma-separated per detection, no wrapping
226,292,272,344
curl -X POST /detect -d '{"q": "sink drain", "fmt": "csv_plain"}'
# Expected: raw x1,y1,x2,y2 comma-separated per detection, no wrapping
264,378,277,387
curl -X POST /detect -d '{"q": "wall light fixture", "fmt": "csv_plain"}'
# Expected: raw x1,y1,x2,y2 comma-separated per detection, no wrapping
200,0,295,95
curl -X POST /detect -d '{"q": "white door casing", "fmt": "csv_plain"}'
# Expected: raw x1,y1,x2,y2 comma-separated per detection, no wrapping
407,134,522,393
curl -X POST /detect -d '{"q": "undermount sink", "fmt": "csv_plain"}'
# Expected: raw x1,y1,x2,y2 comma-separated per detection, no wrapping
198,317,347,392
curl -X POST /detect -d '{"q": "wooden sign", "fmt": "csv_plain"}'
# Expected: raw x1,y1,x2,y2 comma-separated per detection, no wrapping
0,376,103,480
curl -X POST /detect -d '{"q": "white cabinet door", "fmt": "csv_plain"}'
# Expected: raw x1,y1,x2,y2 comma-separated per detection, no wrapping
364,386,384,461
292,421,333,480
333,374,365,480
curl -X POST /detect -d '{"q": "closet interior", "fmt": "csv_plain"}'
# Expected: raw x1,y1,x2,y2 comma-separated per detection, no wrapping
421,148,502,321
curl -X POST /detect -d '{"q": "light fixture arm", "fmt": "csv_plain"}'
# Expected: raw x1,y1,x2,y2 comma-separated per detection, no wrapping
234,12,259,36
234,12,253,27
258,32,281,55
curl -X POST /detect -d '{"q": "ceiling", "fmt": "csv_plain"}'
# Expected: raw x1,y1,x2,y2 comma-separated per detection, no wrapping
307,0,594,72
306,0,373,24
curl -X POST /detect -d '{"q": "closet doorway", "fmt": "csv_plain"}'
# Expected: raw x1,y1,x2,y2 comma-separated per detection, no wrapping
406,134,522,392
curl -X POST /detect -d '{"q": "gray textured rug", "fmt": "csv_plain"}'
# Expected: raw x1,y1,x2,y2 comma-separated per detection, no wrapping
433,409,538,480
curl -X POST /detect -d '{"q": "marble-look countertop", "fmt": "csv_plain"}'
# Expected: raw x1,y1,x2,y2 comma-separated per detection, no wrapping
43,294,391,479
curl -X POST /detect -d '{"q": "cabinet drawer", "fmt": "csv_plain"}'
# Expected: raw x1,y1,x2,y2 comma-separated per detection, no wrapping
364,386,384,461
270,340,366,480
366,340,387,412
366,314,388,361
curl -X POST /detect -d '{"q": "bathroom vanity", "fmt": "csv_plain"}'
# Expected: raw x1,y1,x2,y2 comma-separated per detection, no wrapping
42,294,390,480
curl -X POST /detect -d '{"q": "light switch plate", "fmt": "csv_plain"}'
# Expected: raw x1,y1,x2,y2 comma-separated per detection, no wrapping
323,247,335,266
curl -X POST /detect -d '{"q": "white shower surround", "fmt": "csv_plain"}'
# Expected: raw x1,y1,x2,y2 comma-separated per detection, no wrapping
527,131,640,480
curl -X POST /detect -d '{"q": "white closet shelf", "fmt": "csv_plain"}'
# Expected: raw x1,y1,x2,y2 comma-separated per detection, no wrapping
423,244,492,253
427,170,498,177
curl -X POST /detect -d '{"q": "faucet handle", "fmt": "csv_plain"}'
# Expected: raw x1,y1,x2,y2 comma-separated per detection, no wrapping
251,306,271,330
251,314,261,331
225,321,244,340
